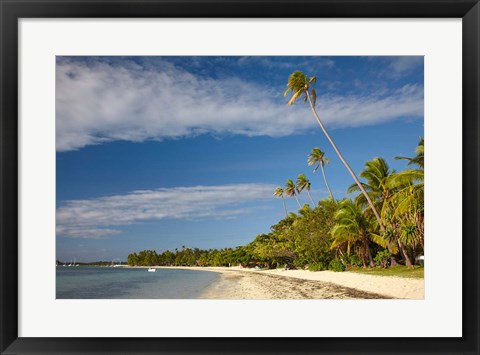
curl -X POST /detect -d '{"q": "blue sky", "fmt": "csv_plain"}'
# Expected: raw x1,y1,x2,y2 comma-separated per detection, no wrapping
56,56,423,262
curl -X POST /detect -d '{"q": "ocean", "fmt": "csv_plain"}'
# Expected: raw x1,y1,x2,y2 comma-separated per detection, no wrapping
56,266,219,299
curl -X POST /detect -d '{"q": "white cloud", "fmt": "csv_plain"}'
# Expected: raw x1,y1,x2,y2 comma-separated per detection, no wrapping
388,56,423,76
56,58,423,151
56,183,276,239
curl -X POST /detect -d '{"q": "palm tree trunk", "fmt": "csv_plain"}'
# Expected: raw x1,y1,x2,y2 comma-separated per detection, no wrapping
364,237,374,267
306,190,315,206
294,195,302,208
281,196,287,217
306,91,383,230
320,164,334,200
398,240,413,268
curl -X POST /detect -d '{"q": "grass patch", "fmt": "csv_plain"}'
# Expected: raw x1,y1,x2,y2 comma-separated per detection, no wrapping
348,265,424,279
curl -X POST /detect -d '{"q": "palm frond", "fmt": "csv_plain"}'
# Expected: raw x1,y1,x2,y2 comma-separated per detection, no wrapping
287,90,304,105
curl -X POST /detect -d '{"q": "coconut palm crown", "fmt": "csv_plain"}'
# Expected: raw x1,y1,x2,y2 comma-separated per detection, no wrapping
308,147,334,200
285,179,302,208
284,71,317,106
296,174,315,206
273,186,288,218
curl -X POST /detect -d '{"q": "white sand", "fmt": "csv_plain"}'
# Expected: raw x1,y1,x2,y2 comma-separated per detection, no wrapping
158,266,423,299
259,268,424,299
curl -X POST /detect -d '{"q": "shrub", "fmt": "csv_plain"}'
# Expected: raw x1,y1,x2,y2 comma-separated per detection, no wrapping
348,255,362,267
374,250,392,268
328,259,346,272
308,262,327,271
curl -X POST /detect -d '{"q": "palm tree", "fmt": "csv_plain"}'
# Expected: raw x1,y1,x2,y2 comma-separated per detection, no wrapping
347,157,400,265
390,138,425,260
308,147,334,200
285,71,383,229
396,137,424,169
285,179,301,208
296,174,315,206
273,186,288,218
347,157,395,220
392,137,424,216
331,199,375,267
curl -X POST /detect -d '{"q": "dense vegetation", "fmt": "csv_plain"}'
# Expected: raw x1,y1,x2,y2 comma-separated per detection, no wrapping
128,71,424,271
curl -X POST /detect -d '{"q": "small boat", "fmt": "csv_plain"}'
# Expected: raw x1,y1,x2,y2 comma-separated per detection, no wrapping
147,268,156,272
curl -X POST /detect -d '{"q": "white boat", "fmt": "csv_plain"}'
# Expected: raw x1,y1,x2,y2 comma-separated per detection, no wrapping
111,259,122,267
147,268,156,272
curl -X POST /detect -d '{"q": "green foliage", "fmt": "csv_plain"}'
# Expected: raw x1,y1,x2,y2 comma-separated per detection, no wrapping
374,250,392,268
328,259,346,272
308,262,327,271
348,254,363,267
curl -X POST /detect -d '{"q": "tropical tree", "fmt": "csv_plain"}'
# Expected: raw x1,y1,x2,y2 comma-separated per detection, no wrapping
273,186,288,217
347,157,395,222
348,157,422,266
396,137,424,169
285,179,302,208
392,137,424,216
331,199,375,267
390,138,425,262
285,71,383,229
296,174,315,206
308,147,334,200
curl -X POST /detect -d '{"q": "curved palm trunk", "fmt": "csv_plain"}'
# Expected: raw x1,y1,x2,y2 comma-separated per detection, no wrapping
306,91,383,230
294,195,302,208
306,190,315,206
320,164,334,200
281,196,288,218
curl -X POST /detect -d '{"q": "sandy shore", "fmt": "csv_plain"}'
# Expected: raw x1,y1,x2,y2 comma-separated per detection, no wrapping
158,266,424,299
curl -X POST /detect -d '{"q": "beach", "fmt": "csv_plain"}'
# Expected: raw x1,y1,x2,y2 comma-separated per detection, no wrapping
159,266,424,299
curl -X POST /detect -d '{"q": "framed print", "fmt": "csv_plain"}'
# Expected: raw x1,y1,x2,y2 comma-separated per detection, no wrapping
1,0,479,354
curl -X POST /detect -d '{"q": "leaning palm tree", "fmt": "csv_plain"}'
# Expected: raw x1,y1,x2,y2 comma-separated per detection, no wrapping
296,174,315,206
308,147,334,200
284,179,301,208
285,71,383,229
273,186,288,218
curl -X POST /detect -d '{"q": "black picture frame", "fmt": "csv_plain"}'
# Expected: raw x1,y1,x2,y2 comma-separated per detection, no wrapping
1,1,479,354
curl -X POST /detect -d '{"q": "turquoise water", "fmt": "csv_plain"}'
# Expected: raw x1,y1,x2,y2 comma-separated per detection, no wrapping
56,267,219,299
